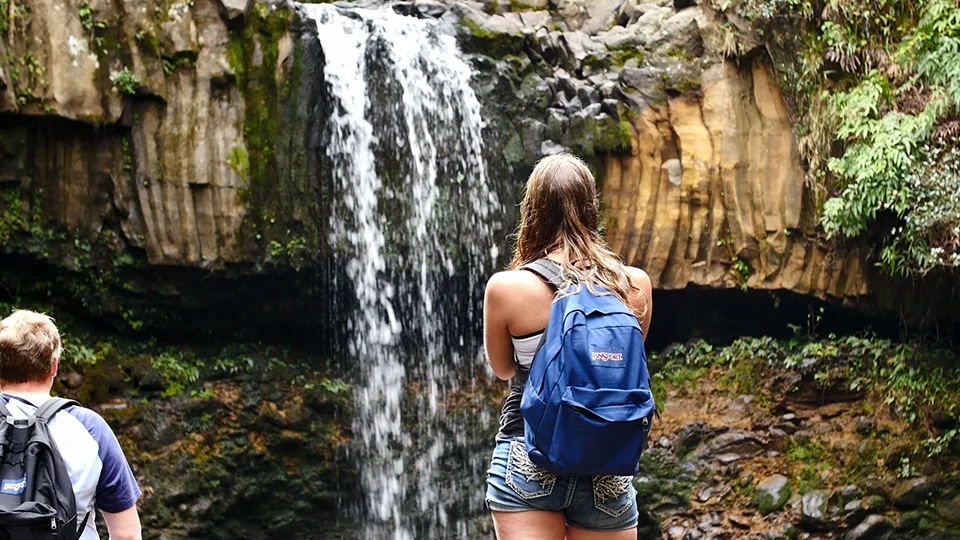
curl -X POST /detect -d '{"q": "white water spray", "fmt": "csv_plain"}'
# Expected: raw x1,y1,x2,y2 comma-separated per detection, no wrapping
303,4,502,537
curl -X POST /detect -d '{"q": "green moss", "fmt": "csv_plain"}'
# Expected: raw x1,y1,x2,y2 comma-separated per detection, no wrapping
226,2,323,267
229,145,250,180
134,28,162,57
582,53,611,73
458,15,526,57
161,53,195,76
509,0,536,10
609,44,646,67
503,133,525,165
752,479,792,513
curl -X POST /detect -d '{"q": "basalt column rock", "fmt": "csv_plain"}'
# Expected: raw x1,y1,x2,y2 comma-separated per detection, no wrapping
602,58,872,307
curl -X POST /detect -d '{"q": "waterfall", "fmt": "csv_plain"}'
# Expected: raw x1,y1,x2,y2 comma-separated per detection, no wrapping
302,4,503,537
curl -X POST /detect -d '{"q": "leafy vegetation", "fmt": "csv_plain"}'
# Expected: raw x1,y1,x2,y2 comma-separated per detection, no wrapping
110,67,139,95
718,0,960,276
650,333,960,456
0,299,349,400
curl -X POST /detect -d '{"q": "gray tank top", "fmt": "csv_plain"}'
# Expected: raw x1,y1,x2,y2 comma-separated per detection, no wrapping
496,330,543,440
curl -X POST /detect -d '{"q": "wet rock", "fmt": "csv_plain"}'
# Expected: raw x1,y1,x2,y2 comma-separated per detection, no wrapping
858,478,889,499
800,490,829,530
752,474,791,514
936,494,960,524
893,476,934,509
668,525,686,539
540,140,566,155
691,430,767,462
673,422,728,457
393,0,448,18
843,499,869,527
781,413,799,424
838,484,860,504
845,514,892,540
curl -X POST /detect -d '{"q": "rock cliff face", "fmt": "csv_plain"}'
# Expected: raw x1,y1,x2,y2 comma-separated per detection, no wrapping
1,0,322,269
456,0,879,309
603,61,868,303
0,0,904,326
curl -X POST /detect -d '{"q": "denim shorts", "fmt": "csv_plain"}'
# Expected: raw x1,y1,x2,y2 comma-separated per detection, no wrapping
485,438,638,531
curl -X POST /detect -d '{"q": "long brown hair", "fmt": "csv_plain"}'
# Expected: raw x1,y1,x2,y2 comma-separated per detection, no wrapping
509,153,647,319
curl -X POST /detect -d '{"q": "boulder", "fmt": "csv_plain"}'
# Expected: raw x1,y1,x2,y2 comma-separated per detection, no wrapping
894,477,934,509
540,140,566,155
843,499,869,528
649,8,703,59
752,474,791,514
936,495,960,524
673,422,728,457
800,490,829,530
845,514,892,540
580,0,626,35
691,430,767,462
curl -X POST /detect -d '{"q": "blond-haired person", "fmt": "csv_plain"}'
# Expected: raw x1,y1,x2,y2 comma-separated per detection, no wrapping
483,154,653,539
0,310,142,540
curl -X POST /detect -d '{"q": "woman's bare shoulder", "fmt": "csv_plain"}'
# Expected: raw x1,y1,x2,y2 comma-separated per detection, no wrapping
486,268,545,293
622,265,651,288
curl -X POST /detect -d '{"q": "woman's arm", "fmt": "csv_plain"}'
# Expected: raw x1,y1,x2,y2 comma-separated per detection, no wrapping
625,266,653,341
484,272,517,380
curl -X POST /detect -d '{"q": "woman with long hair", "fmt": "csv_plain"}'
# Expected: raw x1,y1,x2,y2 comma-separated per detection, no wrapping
483,153,653,539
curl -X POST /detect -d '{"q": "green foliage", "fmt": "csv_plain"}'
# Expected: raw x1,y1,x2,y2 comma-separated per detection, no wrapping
152,350,202,397
78,1,95,33
318,378,352,395
744,0,960,275
652,334,960,456
0,187,25,245
732,257,751,291
110,67,139,95
162,54,194,76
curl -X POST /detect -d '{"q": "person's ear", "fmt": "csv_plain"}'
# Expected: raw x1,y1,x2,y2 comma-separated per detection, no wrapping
50,358,59,380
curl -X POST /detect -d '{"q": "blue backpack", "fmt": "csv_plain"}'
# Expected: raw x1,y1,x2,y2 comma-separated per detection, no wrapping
519,259,657,476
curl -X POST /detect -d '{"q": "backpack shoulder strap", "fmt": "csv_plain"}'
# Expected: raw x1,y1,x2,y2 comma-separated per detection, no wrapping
33,397,81,423
0,396,13,420
521,259,567,290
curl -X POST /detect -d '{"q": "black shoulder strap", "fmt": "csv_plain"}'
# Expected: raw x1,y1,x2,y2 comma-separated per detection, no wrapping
521,259,567,290
34,397,80,423
77,511,91,535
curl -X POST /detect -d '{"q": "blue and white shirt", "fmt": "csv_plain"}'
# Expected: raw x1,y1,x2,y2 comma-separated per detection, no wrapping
0,394,141,540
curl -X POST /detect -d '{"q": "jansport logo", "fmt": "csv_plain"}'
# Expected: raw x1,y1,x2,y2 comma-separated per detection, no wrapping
591,351,623,362
1,475,26,495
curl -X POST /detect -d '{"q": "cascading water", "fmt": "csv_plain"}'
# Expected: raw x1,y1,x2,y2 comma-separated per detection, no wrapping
302,4,504,537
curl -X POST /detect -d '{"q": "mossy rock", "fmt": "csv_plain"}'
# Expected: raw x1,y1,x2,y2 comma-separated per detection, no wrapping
752,474,792,514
